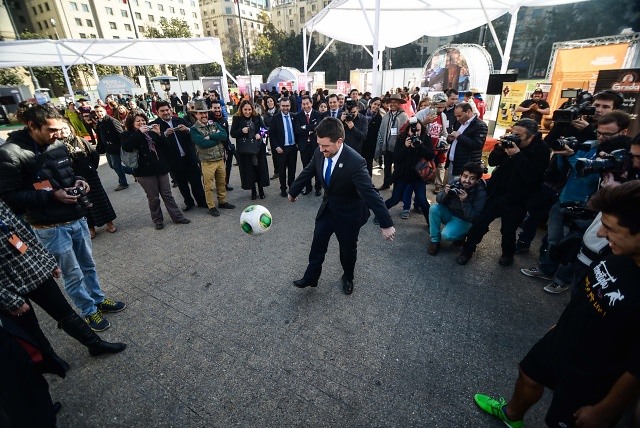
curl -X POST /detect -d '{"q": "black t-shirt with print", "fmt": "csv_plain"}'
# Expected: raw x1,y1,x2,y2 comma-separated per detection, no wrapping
519,99,549,124
548,255,640,387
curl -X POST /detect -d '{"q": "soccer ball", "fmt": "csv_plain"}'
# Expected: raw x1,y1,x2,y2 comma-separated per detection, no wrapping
240,205,272,235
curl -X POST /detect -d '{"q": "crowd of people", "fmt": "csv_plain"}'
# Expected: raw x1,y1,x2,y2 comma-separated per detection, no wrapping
0,81,639,427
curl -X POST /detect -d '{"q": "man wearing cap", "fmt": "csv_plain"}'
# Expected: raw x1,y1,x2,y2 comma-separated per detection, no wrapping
189,99,235,217
375,94,409,190
516,89,550,125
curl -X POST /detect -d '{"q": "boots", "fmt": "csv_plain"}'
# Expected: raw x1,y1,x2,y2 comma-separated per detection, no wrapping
58,313,126,356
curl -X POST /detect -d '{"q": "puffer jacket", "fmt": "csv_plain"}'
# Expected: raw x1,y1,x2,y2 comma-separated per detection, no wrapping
0,128,85,226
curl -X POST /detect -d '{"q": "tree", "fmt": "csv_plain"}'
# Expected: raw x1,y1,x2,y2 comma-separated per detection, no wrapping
0,69,25,86
144,18,193,79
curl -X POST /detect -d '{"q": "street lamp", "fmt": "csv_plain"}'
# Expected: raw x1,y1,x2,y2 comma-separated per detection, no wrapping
50,18,59,39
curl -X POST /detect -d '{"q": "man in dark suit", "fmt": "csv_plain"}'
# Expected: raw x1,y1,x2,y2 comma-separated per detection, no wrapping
151,101,207,211
288,117,396,295
294,95,323,196
268,97,298,197
94,105,128,191
340,99,368,154
445,102,487,179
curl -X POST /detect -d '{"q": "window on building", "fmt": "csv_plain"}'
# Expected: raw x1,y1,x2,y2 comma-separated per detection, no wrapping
105,7,113,15
205,21,210,27
250,22,253,28
531,9,543,18
191,0,196,6
145,1,152,8
213,20,217,25
86,19,93,27
214,29,218,36
109,22,117,29
70,2,78,11
277,10,280,16
157,4,164,11
90,34,96,38
79,33,86,38
178,0,183,3
44,2,50,11
38,4,43,13
37,21,43,30
180,8,185,15
43,20,48,28
241,10,245,15
124,23,131,31
226,18,232,26
192,12,197,18
81,3,89,12
135,12,142,19
206,30,211,36
194,23,199,29
32,6,37,15
169,6,175,13
225,7,232,14
75,18,82,25
312,4,316,11
257,23,260,29
138,25,144,32
289,19,293,26
121,9,128,17
299,6,304,16
113,36,120,39
148,14,155,21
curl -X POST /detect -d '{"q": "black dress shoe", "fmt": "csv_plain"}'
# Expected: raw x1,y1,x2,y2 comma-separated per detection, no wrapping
280,190,288,197
226,185,234,191
342,276,354,295
301,188,311,195
456,251,472,265
293,278,318,288
183,204,194,212
315,189,322,196
498,255,514,266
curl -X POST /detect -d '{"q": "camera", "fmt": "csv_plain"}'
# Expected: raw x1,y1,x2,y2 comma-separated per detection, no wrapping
435,136,449,151
575,149,629,177
447,182,464,197
408,116,419,133
549,137,596,152
499,134,521,148
66,185,93,209
344,113,356,122
552,90,596,123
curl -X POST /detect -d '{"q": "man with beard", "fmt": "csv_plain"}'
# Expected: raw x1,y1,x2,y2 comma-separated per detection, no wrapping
209,98,235,191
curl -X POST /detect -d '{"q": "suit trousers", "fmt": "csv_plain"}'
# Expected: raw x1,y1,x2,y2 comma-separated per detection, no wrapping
278,145,298,191
172,156,206,208
463,195,527,258
201,159,228,208
137,174,186,225
304,210,360,282
382,151,394,187
300,147,321,191
225,145,236,185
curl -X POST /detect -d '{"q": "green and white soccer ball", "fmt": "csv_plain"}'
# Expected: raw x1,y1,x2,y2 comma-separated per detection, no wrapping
240,205,272,235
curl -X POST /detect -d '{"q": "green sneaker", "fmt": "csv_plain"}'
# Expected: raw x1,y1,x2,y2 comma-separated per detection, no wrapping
473,394,523,428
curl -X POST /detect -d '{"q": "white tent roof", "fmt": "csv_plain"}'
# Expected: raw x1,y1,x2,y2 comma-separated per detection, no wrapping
0,37,225,68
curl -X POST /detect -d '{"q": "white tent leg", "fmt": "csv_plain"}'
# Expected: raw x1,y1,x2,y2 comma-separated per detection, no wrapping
500,7,520,73
56,44,75,101
303,28,309,92
371,0,381,96
91,63,99,83
479,0,504,60
308,39,334,72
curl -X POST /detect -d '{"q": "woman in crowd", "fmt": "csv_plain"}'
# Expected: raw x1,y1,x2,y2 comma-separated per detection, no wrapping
121,112,190,230
115,105,129,123
230,99,270,200
317,100,328,115
381,120,434,224
64,102,89,138
60,120,117,239
362,97,382,176
262,96,280,180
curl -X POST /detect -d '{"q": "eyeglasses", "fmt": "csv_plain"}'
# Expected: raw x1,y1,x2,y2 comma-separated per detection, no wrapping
596,130,621,138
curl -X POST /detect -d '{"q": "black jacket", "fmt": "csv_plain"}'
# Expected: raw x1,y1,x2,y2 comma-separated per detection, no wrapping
150,116,200,170
392,133,435,182
0,129,85,226
95,115,124,155
486,134,551,205
342,113,368,154
121,129,171,177
447,116,487,176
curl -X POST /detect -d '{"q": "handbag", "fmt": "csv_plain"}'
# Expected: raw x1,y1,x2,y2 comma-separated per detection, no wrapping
120,148,139,170
236,136,260,155
415,158,436,182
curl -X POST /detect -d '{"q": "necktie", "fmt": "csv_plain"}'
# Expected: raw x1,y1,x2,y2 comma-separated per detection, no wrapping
332,111,336,118
325,157,333,187
306,113,310,124
284,115,294,146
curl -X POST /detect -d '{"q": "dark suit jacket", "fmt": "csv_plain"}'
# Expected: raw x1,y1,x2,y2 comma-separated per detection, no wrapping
290,144,393,229
447,116,487,176
151,116,200,170
294,110,322,153
269,112,297,152
95,115,123,155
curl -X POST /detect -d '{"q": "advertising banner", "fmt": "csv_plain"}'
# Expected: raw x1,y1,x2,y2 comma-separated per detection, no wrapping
277,81,293,93
297,74,307,92
336,81,350,95
201,76,223,96
594,69,640,136
496,82,528,128
236,76,251,96
421,44,492,94
97,75,139,101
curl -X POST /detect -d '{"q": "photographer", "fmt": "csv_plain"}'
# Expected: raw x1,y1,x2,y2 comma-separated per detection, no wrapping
515,88,550,125
340,99,368,154
428,162,487,256
457,119,550,266
521,111,631,293
545,90,623,144
379,118,434,225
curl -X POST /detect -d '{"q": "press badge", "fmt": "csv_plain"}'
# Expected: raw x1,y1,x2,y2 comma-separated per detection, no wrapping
33,180,53,191
390,127,398,136
8,234,28,254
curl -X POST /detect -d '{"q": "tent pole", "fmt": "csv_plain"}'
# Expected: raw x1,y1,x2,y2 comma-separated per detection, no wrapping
307,39,334,72
303,28,309,92
500,7,520,73
55,43,75,101
371,0,380,96
91,63,99,83
478,0,504,59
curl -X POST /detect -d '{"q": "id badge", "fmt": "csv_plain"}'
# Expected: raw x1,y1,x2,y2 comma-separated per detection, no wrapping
8,234,28,254
33,180,53,191
390,127,398,136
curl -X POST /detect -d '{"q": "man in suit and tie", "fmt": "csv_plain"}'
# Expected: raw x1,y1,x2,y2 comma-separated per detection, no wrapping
294,95,323,196
269,97,298,197
325,94,341,119
151,101,207,211
288,117,396,295
445,102,487,180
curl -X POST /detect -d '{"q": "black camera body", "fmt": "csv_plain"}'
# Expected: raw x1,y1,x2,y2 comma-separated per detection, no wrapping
549,137,597,152
552,90,596,123
66,185,93,209
576,149,629,177
500,134,521,148
345,112,356,122
447,182,464,197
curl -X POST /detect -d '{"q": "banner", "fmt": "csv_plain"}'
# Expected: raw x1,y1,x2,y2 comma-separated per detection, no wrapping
421,44,492,94
297,74,308,92
594,69,640,136
336,81,350,95
277,81,293,93
97,75,139,101
201,76,223,96
496,82,528,128
236,75,251,96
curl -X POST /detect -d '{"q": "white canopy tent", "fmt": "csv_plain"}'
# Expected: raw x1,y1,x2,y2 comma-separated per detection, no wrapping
303,0,588,95
0,37,231,102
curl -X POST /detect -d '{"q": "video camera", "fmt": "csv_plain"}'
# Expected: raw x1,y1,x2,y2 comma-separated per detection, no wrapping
499,134,521,148
552,89,596,123
408,117,421,144
66,185,93,209
576,149,629,177
343,99,358,121
549,137,597,152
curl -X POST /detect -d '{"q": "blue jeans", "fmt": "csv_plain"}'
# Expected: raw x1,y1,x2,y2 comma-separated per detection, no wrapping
33,218,105,317
402,185,418,211
385,179,429,220
428,204,473,243
537,201,565,275
106,153,129,186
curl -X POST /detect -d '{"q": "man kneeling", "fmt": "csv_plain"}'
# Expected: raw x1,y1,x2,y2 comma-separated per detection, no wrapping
428,162,487,255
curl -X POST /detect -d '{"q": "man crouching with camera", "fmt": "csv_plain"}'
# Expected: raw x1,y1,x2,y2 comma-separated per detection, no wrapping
457,118,550,266
428,162,487,255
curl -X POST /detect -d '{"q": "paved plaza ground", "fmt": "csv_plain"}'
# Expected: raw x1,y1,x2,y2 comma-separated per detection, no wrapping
2,125,569,427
